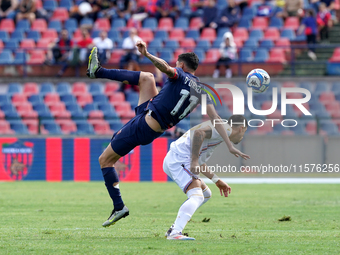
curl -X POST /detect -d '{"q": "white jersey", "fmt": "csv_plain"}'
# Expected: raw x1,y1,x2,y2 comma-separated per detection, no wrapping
170,121,232,165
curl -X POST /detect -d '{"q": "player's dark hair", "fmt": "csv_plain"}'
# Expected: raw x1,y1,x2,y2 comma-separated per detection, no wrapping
178,52,199,71
228,115,248,128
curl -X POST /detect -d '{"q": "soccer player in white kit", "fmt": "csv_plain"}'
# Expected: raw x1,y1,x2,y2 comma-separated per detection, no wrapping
163,115,248,240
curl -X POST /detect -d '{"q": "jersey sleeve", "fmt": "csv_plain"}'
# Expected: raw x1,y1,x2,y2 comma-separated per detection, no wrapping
169,67,184,80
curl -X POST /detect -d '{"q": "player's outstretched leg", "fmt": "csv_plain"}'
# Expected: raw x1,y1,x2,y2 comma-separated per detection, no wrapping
167,180,204,241
99,144,129,227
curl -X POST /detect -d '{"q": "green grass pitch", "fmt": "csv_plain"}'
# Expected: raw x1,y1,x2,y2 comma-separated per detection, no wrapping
0,182,339,254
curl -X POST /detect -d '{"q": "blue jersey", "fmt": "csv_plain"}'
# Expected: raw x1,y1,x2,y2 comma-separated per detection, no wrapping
147,67,213,129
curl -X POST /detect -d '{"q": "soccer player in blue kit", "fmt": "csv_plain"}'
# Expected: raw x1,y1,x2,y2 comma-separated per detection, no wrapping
87,40,250,227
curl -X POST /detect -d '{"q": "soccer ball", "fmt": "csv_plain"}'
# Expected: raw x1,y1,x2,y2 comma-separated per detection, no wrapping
246,69,271,93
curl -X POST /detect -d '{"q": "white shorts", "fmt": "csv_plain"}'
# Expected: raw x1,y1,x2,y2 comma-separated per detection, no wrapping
163,150,199,193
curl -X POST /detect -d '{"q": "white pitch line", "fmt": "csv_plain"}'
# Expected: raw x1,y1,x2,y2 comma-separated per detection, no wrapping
202,178,340,184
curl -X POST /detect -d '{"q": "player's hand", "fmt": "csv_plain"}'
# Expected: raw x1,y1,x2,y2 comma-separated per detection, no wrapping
136,40,148,56
229,146,250,160
190,160,200,176
216,180,231,197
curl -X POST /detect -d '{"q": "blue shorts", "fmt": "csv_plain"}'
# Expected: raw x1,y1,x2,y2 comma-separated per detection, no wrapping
110,100,164,156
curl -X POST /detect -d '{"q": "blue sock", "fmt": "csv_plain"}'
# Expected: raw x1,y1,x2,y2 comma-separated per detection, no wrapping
101,167,124,211
96,68,141,86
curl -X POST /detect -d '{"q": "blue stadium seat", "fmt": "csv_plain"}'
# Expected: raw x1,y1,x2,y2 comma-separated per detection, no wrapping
238,18,251,28
64,18,77,33
76,122,95,135
83,103,98,112
56,82,71,95
37,109,54,119
176,120,190,131
315,82,330,94
0,95,11,106
7,83,22,95
290,124,307,135
59,0,73,10
260,39,274,50
186,29,200,40
196,40,211,51
0,50,13,64
66,103,82,113
121,30,130,39
10,122,29,134
193,49,205,62
243,39,259,50
107,119,123,131
281,29,295,40
71,110,88,119
254,48,269,62
80,17,94,27
5,39,19,49
212,38,223,48
13,52,27,64
159,49,173,62
108,29,121,41
92,94,108,103
249,29,264,40
40,82,54,95
44,123,63,134
320,120,339,135
16,20,30,32
5,110,20,120
89,82,103,94
11,30,24,42
164,40,179,50
60,94,77,104
28,95,44,105
125,92,139,109
217,28,230,39
48,20,62,32
140,49,157,64
253,93,270,102
43,0,57,12
0,31,8,42
143,18,157,29
332,82,340,93
269,17,283,28
175,17,189,29
92,30,102,38
103,109,119,120
33,103,49,112
98,102,114,112
294,33,306,42
148,39,163,51
242,6,256,19
27,31,41,42
239,49,253,62
154,30,168,41
300,82,313,92
112,18,126,29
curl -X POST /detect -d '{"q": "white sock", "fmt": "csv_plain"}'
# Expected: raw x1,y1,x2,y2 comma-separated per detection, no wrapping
171,188,204,234
200,186,212,207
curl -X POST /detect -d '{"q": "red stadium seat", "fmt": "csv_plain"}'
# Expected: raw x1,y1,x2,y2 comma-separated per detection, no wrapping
233,28,248,42
264,28,280,40
261,101,275,110
28,50,46,64
76,93,93,107
258,122,273,133
49,102,66,112
104,82,119,95
36,39,51,53
126,19,141,29
282,81,296,87
233,38,243,48
169,28,185,40
31,19,47,32
53,110,71,119
22,119,39,134
92,120,112,135
0,40,3,49
42,29,58,40
137,0,149,8
44,93,60,105
109,92,125,106
138,29,154,43
72,82,87,95
266,48,286,63
18,109,38,119
115,101,131,114
20,39,36,53
0,19,15,33
286,92,303,99
281,130,295,135
94,18,111,31
11,94,27,105
319,92,335,103
306,121,317,135
189,17,202,29
267,109,282,119
200,28,216,42
180,38,196,49
108,49,125,64
0,110,4,119
88,110,104,125
35,0,42,9
58,120,77,134
204,49,221,63
51,8,69,21
16,102,33,112
173,48,185,61
284,17,299,30
0,120,14,134
158,18,173,31
252,17,268,30
325,101,340,112
329,48,340,62
275,38,291,52
23,82,39,95
72,29,83,42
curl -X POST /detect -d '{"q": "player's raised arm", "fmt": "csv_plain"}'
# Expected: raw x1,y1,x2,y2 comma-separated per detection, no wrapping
136,40,176,78
206,104,250,160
